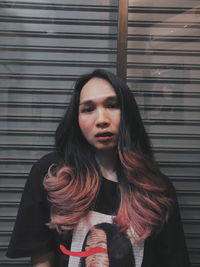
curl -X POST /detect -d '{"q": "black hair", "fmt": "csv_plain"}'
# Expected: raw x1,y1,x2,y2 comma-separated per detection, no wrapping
45,69,172,242
55,69,153,168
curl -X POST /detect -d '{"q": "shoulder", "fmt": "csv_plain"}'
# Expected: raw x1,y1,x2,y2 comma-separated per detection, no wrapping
158,172,177,200
33,151,64,173
26,151,64,194
148,174,190,266
158,173,181,224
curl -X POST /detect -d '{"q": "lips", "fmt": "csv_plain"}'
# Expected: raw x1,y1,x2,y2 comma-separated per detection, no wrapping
95,132,113,138
95,132,114,142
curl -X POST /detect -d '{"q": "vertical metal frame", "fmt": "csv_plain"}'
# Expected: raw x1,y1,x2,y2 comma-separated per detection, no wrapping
117,0,128,81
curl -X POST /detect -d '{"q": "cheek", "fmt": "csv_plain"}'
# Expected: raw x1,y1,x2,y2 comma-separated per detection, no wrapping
79,116,91,134
114,111,121,128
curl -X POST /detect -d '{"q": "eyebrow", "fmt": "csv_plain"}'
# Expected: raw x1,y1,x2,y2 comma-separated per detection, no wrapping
79,96,118,106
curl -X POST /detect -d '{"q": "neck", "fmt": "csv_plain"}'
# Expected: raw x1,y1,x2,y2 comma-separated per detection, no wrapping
95,149,118,182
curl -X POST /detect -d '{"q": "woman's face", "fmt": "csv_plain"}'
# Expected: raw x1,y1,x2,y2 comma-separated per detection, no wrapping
78,77,121,151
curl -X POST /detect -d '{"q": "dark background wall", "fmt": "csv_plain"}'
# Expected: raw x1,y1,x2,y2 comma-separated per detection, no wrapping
0,0,199,266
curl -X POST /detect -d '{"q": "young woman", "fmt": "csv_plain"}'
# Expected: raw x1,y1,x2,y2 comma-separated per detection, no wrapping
7,69,190,266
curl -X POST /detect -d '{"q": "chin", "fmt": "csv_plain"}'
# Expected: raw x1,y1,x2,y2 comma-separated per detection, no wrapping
95,144,117,151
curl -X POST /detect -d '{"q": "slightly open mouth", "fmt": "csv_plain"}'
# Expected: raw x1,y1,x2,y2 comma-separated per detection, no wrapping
95,132,113,138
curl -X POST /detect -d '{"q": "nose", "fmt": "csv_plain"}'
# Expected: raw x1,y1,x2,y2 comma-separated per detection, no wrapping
95,108,110,128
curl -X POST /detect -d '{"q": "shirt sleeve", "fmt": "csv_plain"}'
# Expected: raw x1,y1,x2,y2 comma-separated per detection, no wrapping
143,178,191,267
6,153,60,258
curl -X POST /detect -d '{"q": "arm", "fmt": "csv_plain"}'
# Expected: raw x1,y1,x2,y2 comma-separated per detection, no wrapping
154,181,190,267
7,153,60,259
31,251,54,267
142,179,190,267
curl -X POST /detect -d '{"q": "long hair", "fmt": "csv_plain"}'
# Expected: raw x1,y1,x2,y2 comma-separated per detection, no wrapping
44,69,173,243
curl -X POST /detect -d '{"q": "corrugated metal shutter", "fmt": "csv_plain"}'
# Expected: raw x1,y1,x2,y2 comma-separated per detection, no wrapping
127,0,200,266
1,0,199,266
0,0,118,265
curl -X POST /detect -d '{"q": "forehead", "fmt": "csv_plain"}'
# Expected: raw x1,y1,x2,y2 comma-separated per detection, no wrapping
79,77,116,102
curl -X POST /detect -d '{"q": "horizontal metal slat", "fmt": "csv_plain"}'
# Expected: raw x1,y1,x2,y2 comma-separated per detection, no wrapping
127,48,200,56
0,59,116,66
127,62,200,70
128,34,200,42
0,16,117,26
0,45,117,54
128,21,200,28
128,7,195,14
0,2,118,12
0,30,117,39
127,76,200,84
0,72,116,80
0,129,54,135
0,87,73,94
133,91,200,97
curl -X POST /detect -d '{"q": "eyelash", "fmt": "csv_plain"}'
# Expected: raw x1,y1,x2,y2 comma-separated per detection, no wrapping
81,103,119,113
82,107,94,113
107,103,119,108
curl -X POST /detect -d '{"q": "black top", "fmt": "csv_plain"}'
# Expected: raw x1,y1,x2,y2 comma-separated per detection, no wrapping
7,152,190,267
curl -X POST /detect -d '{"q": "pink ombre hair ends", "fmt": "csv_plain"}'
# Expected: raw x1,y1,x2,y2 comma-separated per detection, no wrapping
44,150,173,243
43,165,100,232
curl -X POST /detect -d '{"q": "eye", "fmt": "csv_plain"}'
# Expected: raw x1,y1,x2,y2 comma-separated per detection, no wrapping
81,107,94,113
107,103,119,109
